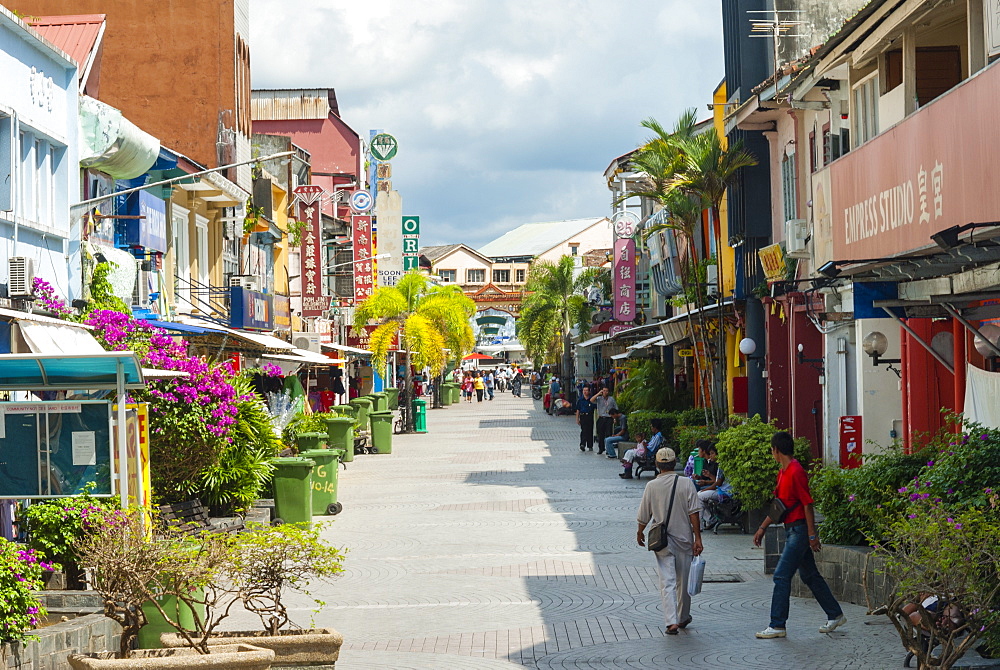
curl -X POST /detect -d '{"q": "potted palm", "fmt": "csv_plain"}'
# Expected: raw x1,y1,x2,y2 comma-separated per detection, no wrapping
160,522,345,667
67,508,274,669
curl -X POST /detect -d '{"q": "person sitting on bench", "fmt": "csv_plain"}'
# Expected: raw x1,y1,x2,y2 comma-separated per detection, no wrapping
619,418,664,479
603,408,629,459
695,444,732,529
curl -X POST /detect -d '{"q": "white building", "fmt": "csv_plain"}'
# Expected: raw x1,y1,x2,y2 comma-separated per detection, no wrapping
0,7,80,303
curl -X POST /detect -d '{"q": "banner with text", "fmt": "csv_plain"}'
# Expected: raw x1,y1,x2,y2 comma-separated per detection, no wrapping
352,215,374,303
403,215,420,271
299,201,326,317
613,238,636,322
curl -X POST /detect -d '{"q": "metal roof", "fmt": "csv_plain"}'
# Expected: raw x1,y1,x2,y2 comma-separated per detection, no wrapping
251,89,337,121
0,352,144,390
478,218,609,258
27,15,105,88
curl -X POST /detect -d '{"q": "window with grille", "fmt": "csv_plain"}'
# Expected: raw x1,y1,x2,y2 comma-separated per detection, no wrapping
853,75,879,144
438,269,456,283
781,153,798,223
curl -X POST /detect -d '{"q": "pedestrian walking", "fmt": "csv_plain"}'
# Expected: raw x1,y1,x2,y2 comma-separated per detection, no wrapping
593,387,618,454
484,370,495,400
473,372,485,402
547,376,561,415
636,448,703,635
462,374,474,402
754,431,846,639
575,386,596,452
512,369,523,397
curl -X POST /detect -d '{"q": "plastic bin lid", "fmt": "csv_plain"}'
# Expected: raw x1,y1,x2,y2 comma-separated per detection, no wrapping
324,416,354,423
298,449,338,458
270,457,316,467
350,398,373,405
295,432,328,437
370,410,395,417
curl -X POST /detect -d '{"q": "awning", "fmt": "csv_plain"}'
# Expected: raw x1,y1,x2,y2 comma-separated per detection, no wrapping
0,307,94,329
321,342,372,356
141,368,190,380
177,318,295,350
606,322,661,340
17,321,107,355
0,352,146,390
657,300,735,346
262,352,346,366
627,335,666,351
576,334,608,348
142,319,222,335
610,352,631,360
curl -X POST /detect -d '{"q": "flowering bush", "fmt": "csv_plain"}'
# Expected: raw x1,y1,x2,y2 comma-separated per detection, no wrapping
31,277,73,318
0,539,50,644
21,488,120,570
260,362,283,377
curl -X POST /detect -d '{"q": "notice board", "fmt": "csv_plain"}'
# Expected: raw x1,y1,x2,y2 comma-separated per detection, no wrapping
0,401,113,498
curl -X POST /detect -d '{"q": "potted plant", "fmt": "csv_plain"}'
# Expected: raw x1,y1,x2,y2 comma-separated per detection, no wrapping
160,522,345,667
68,508,274,669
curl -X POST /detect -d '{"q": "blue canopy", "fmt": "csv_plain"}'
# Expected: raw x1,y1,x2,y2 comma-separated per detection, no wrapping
0,353,146,390
141,319,222,335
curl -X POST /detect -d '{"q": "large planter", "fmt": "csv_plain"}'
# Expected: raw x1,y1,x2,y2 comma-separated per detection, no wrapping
67,643,274,669
161,629,343,667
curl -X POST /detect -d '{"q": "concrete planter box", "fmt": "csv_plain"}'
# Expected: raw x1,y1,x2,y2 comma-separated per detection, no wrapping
160,629,342,667
67,644,274,670
788,543,896,607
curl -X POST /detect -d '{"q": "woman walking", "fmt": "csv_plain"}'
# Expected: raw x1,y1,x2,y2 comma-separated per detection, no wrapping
462,374,474,402
473,372,486,402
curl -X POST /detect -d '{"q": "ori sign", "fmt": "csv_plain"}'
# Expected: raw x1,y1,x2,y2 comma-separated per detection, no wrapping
230,286,274,331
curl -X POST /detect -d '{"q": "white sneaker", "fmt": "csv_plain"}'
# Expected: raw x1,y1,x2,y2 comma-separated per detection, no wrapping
819,615,847,633
755,627,786,639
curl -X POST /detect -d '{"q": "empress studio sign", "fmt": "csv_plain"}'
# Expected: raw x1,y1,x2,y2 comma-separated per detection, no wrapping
843,162,943,245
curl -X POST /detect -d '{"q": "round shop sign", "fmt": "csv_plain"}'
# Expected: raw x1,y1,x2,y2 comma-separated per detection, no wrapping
611,210,640,238
349,190,374,213
370,133,398,161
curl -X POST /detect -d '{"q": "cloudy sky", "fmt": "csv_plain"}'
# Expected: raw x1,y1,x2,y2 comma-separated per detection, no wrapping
251,1,724,249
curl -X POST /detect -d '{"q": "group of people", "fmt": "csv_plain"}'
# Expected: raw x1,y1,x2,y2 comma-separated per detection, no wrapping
454,367,533,402
635,430,847,640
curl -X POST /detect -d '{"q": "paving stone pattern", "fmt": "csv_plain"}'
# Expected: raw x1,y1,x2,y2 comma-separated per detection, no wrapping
226,391,905,668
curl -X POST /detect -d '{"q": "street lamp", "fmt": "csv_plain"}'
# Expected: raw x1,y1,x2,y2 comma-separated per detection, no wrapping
862,331,901,377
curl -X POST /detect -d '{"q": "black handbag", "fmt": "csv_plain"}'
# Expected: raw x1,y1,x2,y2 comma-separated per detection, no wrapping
766,496,798,525
647,476,679,552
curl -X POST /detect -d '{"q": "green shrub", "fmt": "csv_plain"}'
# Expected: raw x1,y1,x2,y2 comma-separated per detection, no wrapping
714,415,811,511
917,417,1000,510
616,360,690,413
675,407,710,426
22,487,119,568
627,411,678,440
674,425,716,457
811,444,928,546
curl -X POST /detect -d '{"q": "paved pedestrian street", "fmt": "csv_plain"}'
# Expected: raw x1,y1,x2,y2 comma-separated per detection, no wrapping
243,392,905,669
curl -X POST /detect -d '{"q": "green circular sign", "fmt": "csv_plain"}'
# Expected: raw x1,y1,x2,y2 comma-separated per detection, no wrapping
370,133,398,161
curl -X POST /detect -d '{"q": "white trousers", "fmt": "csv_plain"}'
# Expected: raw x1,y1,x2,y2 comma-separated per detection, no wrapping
653,548,692,627
697,489,721,525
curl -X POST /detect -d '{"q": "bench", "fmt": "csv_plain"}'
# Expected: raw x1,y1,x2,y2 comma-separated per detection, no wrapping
157,499,245,535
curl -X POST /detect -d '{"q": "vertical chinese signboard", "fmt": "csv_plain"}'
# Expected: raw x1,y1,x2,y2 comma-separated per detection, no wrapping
352,215,374,302
296,185,326,317
613,237,636,322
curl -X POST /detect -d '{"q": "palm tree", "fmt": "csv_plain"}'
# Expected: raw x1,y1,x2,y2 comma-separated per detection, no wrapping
517,256,602,394
354,272,475,432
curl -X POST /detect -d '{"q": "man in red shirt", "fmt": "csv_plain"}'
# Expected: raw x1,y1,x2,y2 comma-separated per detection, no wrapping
753,431,845,639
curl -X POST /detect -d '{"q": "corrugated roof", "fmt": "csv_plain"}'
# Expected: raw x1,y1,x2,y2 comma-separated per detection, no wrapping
420,244,491,264
251,89,338,121
28,15,104,87
478,217,609,258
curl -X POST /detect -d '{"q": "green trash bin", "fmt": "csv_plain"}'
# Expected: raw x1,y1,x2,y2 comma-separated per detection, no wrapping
385,387,399,410
369,392,388,412
413,398,427,433
295,431,327,451
450,384,461,404
139,588,206,648
334,406,357,462
271,457,315,527
369,410,395,453
300,449,342,516
324,416,354,453
440,383,453,406
349,398,373,433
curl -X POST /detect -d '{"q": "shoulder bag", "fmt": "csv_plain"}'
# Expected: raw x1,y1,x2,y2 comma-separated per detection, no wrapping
765,496,798,524
647,476,679,552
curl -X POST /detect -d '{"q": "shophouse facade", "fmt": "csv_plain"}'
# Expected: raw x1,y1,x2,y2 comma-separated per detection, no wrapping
0,8,80,305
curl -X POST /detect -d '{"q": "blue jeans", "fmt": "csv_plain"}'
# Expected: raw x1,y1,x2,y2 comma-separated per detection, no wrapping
769,523,843,629
604,436,625,458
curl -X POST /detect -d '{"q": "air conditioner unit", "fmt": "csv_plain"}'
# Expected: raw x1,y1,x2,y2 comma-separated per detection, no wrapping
784,219,810,258
705,264,719,296
229,275,261,292
9,257,34,298
292,331,322,353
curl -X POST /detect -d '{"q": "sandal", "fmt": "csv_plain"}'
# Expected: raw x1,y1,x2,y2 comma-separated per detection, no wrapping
679,616,692,629
665,625,680,635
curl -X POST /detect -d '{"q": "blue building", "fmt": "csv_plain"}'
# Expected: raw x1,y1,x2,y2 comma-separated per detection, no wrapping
0,7,79,303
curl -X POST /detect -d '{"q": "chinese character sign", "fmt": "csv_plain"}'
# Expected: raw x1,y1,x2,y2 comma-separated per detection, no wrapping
352,215,375,303
613,237,636,322
300,201,326,317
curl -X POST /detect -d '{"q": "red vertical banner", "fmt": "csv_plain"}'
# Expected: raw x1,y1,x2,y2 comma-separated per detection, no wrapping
352,215,374,303
300,201,326,316
613,237,636,322
839,415,863,468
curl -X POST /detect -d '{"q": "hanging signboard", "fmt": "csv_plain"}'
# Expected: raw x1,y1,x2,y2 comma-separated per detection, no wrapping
403,215,420,272
346,325,398,350
370,133,398,161
758,243,787,283
296,186,326,317
613,237,636,322
352,215,374,303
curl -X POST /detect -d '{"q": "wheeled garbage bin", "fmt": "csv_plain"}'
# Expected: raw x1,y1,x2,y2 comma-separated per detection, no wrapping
334,407,357,462
450,384,461,404
369,410,395,454
369,392,388,412
349,398,373,433
324,416,354,452
300,449,342,515
385,387,399,409
413,398,427,433
295,431,327,451
270,457,315,528
440,383,453,406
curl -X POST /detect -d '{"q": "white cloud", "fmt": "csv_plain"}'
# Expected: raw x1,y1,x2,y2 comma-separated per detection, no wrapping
251,0,724,248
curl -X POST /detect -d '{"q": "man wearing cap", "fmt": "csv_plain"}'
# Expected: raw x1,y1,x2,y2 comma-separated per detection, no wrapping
636,447,703,635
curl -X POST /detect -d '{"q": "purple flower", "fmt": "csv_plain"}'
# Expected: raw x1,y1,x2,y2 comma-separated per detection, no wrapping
908,514,917,519
981,434,989,441
927,460,934,467
899,487,908,493
848,495,855,502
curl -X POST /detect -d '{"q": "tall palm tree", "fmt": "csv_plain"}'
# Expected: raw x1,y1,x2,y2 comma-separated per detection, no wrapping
354,272,475,432
517,256,601,392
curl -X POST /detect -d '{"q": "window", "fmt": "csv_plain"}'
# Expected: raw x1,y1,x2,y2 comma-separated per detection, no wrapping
195,215,210,290
493,269,510,283
438,269,456,283
515,269,526,283
172,204,191,307
466,268,485,283
853,74,879,144
15,129,63,227
570,244,579,256
781,153,798,223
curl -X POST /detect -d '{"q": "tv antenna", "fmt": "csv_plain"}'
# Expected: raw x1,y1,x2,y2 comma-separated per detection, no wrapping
747,10,808,91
